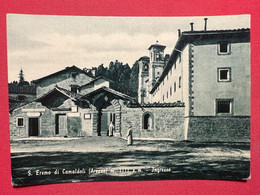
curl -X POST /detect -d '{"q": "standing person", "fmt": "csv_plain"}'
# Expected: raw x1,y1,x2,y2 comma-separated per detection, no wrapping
109,121,114,136
126,126,133,145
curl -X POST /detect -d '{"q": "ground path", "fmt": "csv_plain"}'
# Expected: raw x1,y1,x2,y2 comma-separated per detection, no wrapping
10,137,250,186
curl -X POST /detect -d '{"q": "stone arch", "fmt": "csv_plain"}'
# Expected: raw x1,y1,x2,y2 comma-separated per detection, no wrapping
142,111,154,130
111,99,122,136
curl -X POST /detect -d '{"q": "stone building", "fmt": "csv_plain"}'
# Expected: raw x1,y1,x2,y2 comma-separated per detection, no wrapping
139,20,250,142
32,65,94,97
9,21,250,142
9,65,134,139
9,86,134,138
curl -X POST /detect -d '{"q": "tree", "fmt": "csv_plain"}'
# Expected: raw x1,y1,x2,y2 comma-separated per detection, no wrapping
19,69,25,84
128,61,139,97
17,69,29,86
86,60,139,98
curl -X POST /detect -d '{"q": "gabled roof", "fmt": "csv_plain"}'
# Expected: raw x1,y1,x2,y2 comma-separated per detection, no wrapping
79,76,111,89
36,86,83,102
81,86,133,101
32,65,94,84
10,86,91,113
150,28,250,94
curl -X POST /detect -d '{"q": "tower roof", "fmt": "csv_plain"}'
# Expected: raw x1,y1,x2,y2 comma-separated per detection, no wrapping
148,43,166,50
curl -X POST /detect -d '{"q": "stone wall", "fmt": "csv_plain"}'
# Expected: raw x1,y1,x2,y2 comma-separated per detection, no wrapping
39,109,55,137
187,116,250,142
81,109,95,136
121,106,185,140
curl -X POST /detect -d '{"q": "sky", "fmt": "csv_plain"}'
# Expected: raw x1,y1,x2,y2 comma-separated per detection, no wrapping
7,14,250,82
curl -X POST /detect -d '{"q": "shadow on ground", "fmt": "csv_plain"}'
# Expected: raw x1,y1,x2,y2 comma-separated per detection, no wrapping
10,139,250,186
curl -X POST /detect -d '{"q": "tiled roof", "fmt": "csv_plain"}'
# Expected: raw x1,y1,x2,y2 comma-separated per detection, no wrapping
138,56,150,62
181,28,250,35
55,86,83,100
10,86,91,113
126,101,185,108
79,76,111,89
32,65,94,84
81,86,133,101
8,84,36,95
148,43,166,50
35,86,84,103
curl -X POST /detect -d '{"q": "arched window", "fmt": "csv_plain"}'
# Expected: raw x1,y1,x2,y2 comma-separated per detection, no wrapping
144,63,149,71
142,112,154,130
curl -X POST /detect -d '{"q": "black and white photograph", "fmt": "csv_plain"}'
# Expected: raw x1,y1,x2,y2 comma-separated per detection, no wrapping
7,14,250,186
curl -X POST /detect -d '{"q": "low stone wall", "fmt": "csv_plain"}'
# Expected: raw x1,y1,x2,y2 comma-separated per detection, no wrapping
187,116,250,142
121,107,186,140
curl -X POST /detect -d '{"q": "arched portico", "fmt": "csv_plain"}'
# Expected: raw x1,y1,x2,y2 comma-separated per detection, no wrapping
81,87,132,136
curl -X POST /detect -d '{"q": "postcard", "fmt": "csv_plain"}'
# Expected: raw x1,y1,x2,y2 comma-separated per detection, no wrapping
7,14,250,186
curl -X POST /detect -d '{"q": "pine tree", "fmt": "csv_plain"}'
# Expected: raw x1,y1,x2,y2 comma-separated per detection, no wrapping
18,69,25,84
18,69,29,85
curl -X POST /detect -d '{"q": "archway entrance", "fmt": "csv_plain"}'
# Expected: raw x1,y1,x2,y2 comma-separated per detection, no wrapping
97,105,116,136
143,112,154,130
82,87,132,136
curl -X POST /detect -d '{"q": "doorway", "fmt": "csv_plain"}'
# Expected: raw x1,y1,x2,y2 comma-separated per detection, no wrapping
55,114,67,136
29,118,39,136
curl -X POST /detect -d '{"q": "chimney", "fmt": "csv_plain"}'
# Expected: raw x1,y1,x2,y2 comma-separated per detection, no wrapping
178,29,181,37
204,18,208,31
190,22,194,31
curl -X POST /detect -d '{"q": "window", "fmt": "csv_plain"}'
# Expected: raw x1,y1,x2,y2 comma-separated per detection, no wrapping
216,99,233,115
144,64,148,71
155,52,160,61
163,95,164,102
218,43,230,54
174,82,176,92
16,117,24,127
170,87,172,96
143,112,154,130
167,91,168,99
179,76,182,88
218,68,231,82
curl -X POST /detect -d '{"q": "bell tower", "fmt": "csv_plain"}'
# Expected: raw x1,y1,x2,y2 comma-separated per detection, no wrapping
147,41,166,101
138,56,150,103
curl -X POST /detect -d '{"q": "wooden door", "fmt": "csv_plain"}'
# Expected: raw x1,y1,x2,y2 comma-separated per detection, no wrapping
56,114,67,135
29,118,39,136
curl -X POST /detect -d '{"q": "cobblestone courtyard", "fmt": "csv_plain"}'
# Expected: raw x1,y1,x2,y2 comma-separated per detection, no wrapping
10,137,250,186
